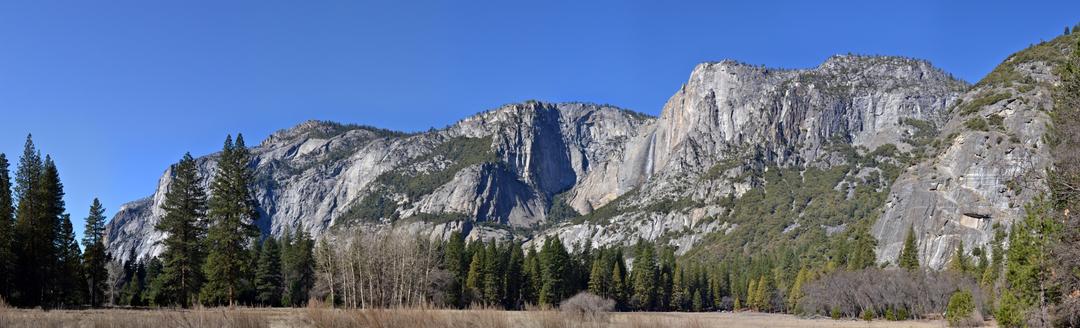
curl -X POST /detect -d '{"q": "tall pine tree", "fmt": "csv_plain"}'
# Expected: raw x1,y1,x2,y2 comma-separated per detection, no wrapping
898,224,920,270
254,238,283,306
280,228,314,307
82,198,110,307
0,153,13,301
56,214,85,306
151,153,208,307
201,135,260,306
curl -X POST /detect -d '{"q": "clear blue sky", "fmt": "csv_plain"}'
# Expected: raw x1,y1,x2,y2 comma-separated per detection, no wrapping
0,0,1077,243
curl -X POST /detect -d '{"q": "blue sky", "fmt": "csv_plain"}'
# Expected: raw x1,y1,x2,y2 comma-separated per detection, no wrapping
0,0,1077,243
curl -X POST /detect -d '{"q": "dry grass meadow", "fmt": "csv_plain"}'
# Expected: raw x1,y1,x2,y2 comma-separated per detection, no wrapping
0,306,974,328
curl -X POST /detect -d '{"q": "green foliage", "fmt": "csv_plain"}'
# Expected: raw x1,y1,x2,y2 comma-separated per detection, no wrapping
861,307,874,321
900,118,939,148
255,238,284,306
899,225,920,270
964,117,990,131
539,237,571,305
946,290,975,327
0,154,14,301
201,134,261,306
12,137,66,308
979,33,1077,88
958,92,1012,116
546,191,580,223
995,290,1025,328
152,153,208,307
341,136,498,224
987,114,1006,132
279,229,315,307
630,240,658,310
997,196,1059,326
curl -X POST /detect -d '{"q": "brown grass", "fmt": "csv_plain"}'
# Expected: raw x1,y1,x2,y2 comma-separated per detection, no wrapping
0,306,962,328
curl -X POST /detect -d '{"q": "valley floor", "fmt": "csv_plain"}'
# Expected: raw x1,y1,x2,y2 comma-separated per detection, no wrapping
0,307,984,328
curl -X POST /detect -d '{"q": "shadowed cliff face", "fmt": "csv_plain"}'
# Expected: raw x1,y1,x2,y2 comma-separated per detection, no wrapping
105,44,1061,271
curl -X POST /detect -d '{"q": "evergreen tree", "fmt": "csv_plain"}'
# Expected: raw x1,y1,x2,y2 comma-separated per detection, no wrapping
13,147,63,308
82,198,110,307
845,227,877,270
1049,35,1080,325
201,135,261,305
539,237,570,305
610,261,627,309
1000,198,1058,326
587,256,608,297
443,231,466,308
0,153,13,301
948,241,970,274
465,246,485,303
522,247,541,305
481,241,502,305
56,214,85,306
787,267,808,313
504,242,524,308
255,238,283,306
754,276,769,312
143,258,164,306
671,265,689,311
280,228,314,307
630,241,657,311
898,224,920,270
746,278,757,311
152,153,208,307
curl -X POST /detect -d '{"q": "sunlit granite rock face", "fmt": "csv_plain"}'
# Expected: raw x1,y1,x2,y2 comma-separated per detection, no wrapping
106,45,1066,271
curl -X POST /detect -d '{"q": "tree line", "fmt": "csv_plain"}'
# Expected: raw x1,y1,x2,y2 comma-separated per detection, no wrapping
0,134,316,308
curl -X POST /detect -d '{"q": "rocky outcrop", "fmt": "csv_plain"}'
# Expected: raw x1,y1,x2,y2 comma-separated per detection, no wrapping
108,39,1071,272
105,103,651,259
872,36,1076,269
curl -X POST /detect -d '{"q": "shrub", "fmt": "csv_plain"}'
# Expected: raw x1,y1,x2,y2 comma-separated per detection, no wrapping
800,269,985,319
560,292,615,318
946,290,980,327
861,307,874,321
964,117,990,132
987,114,1005,131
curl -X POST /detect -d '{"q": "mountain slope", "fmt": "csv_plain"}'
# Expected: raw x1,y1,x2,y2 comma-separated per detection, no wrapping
106,49,1024,270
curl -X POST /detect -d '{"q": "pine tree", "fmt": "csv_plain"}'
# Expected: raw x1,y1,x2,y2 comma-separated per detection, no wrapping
82,198,110,307
587,257,608,297
746,278,758,311
13,147,64,308
152,153,208,307
255,238,284,306
143,258,164,305
504,243,524,308
0,153,13,301
465,245,485,303
671,265,689,311
754,276,769,312
630,241,657,311
443,231,466,308
280,228,314,307
56,214,85,306
846,227,877,270
522,247,541,305
481,241,502,305
539,237,570,305
610,261,627,309
948,241,970,274
898,224,920,270
787,267,807,313
1049,35,1080,326
201,135,261,306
